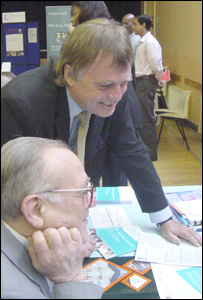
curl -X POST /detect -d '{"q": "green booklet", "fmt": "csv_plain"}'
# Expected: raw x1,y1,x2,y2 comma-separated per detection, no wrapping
83,257,159,299
96,186,136,204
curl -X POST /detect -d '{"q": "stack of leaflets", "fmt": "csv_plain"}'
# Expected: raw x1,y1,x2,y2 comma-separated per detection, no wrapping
165,190,202,229
172,199,202,226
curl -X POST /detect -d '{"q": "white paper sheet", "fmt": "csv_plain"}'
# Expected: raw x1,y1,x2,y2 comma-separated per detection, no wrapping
151,263,202,299
134,232,202,266
89,206,132,228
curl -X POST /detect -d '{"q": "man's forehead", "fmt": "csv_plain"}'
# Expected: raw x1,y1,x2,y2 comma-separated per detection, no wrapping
88,55,131,73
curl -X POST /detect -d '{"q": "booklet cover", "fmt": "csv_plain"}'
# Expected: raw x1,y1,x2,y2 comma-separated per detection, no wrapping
83,257,159,298
89,226,142,259
96,186,136,204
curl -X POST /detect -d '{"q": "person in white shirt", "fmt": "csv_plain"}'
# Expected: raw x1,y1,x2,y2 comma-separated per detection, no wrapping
133,14,165,161
122,13,140,55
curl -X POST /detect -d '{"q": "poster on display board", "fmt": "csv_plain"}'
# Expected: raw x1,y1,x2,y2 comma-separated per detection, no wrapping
2,22,39,75
46,6,72,61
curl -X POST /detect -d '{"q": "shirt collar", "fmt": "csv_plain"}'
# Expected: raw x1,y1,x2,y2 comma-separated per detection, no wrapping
140,31,151,42
130,32,135,39
2,220,29,249
66,87,82,118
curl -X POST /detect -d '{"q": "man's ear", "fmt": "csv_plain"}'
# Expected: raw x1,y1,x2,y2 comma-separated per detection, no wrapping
21,195,44,229
64,64,75,86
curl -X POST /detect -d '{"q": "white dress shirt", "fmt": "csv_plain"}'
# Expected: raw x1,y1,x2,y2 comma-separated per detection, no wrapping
66,87,82,130
135,31,163,81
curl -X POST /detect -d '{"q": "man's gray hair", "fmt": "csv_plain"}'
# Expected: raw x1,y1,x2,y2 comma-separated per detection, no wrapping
55,18,134,86
1,137,70,221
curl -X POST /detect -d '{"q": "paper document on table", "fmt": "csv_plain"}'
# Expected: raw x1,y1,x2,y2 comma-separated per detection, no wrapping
151,263,202,299
165,190,202,205
134,232,202,266
173,199,202,215
89,206,132,228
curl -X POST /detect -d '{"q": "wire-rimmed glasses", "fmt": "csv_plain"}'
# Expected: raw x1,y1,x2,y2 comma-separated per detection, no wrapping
31,181,95,208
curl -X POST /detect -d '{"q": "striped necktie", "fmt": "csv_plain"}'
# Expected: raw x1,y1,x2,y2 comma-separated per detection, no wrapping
77,111,91,166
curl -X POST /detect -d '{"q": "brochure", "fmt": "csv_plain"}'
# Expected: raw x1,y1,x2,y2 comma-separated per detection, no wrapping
96,186,136,204
165,190,202,228
89,226,142,259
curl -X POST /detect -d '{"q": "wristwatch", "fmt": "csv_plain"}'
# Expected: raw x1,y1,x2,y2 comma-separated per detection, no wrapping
156,216,173,228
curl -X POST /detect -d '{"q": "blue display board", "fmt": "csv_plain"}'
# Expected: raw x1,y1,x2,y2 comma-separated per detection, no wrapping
2,22,39,75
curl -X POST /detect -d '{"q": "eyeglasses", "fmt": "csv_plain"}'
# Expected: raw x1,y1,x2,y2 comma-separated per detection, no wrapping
31,181,95,208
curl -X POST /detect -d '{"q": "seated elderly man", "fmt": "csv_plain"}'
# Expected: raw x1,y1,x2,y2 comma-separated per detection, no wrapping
1,137,103,299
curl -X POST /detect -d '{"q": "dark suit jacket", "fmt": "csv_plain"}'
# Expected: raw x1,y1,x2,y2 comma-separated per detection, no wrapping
1,60,168,213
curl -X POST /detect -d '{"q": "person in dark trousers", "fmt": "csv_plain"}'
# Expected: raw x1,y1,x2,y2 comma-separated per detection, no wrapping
133,14,165,161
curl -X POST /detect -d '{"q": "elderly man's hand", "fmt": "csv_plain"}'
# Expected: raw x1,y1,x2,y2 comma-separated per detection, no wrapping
83,233,97,258
161,219,202,246
28,227,84,283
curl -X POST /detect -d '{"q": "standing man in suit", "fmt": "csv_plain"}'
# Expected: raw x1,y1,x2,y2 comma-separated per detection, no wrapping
1,19,201,249
67,4,142,187
1,137,103,299
133,14,165,161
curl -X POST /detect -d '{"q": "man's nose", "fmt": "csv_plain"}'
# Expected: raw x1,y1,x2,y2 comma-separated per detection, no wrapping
108,85,125,101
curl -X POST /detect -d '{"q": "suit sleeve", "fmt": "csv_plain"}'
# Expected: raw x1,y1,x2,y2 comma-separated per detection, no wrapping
54,282,103,299
107,93,168,214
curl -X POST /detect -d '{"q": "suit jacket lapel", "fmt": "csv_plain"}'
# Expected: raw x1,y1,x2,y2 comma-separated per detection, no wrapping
85,114,106,163
53,84,106,161
1,223,53,298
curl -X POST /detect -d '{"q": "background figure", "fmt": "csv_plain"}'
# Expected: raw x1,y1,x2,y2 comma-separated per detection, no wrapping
1,137,103,299
133,14,164,161
1,71,16,88
70,1,111,27
2,19,201,250
122,13,140,55
63,1,111,48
